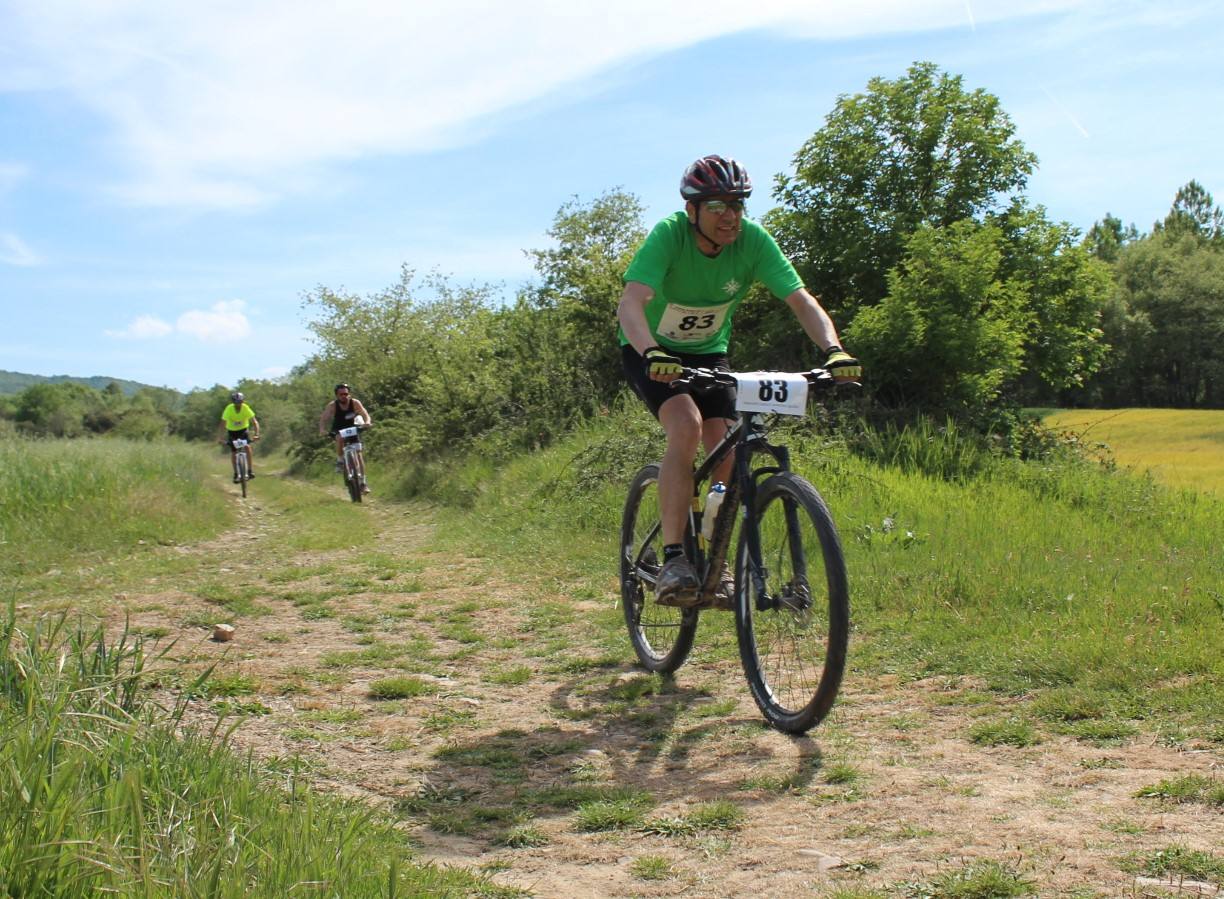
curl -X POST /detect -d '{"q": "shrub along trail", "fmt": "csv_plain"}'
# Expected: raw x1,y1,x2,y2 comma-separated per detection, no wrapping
104,468,1222,898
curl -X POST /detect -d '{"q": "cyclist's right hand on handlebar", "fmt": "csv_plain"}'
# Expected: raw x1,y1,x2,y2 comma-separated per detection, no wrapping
643,346,683,382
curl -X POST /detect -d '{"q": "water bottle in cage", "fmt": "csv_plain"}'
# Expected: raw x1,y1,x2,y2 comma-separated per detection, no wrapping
700,482,727,540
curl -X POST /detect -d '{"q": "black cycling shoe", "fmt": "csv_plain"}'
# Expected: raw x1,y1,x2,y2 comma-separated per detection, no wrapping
248,472,255,479
233,476,241,483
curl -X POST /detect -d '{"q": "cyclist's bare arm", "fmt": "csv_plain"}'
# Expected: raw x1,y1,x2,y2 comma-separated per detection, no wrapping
616,281,658,355
318,401,335,435
351,399,372,426
783,288,844,354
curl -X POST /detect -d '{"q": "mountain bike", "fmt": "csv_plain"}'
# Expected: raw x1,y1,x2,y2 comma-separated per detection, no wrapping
332,424,368,503
226,435,257,498
620,366,850,734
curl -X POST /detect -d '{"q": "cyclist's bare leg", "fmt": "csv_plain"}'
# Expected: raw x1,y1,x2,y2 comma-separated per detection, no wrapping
657,394,704,546
333,434,346,466
244,444,254,474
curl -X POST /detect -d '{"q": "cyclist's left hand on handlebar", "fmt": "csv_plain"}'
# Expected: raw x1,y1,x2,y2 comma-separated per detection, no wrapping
643,346,684,382
823,346,862,383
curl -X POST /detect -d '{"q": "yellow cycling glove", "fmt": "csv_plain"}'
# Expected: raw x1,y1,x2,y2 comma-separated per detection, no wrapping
643,346,684,380
823,346,862,383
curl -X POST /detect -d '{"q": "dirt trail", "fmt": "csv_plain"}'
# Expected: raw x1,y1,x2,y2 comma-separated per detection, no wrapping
114,471,1222,898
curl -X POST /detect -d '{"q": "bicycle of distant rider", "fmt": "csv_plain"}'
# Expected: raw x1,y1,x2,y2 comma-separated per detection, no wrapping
332,424,368,503
620,365,850,734
227,435,257,498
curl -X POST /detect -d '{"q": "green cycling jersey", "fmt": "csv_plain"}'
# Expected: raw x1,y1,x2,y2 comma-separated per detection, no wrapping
617,212,804,355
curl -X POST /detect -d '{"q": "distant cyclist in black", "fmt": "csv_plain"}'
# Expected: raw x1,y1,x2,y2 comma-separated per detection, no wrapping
318,383,373,493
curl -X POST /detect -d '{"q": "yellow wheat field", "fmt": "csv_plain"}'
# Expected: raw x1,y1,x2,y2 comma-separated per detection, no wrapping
1044,408,1224,495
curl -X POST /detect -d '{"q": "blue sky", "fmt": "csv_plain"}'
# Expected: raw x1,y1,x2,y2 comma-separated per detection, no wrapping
1,0,1221,392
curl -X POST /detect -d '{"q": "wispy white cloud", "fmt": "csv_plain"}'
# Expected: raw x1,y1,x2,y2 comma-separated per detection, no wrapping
0,232,41,266
105,314,174,339
2,0,1092,210
106,300,250,342
177,300,251,342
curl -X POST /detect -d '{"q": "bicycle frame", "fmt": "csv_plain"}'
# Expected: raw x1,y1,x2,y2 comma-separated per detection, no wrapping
688,411,792,607
629,366,838,609
230,438,250,475
336,426,366,487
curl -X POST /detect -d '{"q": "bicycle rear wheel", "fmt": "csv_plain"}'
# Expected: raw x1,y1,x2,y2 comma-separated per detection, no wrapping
735,472,848,733
621,464,697,673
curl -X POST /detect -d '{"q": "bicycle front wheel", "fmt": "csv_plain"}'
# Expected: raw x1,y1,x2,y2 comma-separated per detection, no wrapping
236,452,248,498
735,472,848,733
620,464,697,673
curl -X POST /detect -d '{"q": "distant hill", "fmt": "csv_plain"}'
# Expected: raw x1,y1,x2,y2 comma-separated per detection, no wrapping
0,369,166,397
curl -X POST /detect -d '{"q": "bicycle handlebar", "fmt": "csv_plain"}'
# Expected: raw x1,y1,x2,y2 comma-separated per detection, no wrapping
673,366,852,393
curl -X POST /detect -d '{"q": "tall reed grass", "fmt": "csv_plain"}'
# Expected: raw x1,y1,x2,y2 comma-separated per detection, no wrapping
0,605,504,897
0,437,231,577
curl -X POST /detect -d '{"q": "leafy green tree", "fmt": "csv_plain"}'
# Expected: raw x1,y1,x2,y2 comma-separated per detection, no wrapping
1084,214,1139,264
992,202,1111,401
12,383,98,437
521,189,647,406
845,220,1030,412
1103,230,1224,406
175,386,235,442
1155,180,1223,242
769,61,1037,322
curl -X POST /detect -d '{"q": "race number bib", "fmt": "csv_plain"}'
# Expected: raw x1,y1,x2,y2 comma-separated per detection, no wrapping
734,373,809,416
231,438,249,448
338,427,360,438
656,302,730,344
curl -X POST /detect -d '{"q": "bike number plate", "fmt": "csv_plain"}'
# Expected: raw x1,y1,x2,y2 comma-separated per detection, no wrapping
734,373,808,416
231,438,249,448
338,427,360,438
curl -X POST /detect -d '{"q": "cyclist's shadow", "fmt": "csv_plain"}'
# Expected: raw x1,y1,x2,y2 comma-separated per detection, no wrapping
401,659,826,836
545,664,824,795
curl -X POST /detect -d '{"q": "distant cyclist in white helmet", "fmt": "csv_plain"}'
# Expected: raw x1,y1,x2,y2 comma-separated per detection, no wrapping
617,154,861,606
217,391,260,482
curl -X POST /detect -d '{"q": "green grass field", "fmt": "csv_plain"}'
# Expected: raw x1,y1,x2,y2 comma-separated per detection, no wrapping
1044,408,1224,495
0,437,233,579
4,411,1222,896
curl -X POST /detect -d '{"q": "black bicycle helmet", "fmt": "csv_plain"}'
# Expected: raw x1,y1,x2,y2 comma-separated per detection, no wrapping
231,391,244,402
680,155,752,201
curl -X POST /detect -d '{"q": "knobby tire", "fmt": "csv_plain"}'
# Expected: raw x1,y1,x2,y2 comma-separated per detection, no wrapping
735,472,848,733
620,464,697,673
236,451,248,498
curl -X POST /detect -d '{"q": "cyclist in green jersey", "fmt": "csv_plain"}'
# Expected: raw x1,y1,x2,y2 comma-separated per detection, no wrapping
216,391,261,482
617,155,861,606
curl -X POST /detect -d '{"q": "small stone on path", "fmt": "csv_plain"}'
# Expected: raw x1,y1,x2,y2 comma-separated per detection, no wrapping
212,623,236,642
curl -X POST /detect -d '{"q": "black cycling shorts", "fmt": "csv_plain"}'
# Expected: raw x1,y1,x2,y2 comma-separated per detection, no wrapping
225,429,250,447
621,344,736,421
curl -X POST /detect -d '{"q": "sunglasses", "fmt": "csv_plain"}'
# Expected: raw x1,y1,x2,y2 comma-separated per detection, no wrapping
703,199,745,215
